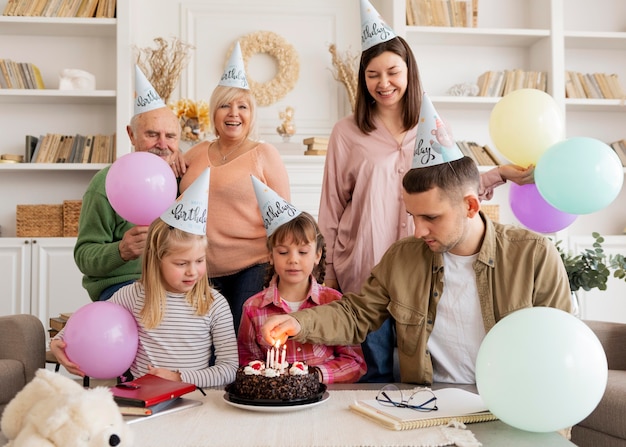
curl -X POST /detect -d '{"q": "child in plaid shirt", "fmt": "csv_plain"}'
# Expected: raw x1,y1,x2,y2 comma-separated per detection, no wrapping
237,211,366,383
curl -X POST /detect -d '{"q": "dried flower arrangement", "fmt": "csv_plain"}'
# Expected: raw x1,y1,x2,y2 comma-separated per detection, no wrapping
328,44,359,112
134,37,194,104
168,99,210,142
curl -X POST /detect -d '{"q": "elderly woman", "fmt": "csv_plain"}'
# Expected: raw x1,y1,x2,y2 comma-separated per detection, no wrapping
180,43,290,334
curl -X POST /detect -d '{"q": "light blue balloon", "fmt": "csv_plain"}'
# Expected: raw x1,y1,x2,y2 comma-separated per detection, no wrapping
535,137,623,214
476,308,607,433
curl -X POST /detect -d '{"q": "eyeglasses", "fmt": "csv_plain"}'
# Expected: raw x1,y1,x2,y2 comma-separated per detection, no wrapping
376,384,438,412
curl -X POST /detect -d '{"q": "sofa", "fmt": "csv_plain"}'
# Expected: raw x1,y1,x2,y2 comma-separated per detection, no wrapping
0,314,45,417
571,320,626,447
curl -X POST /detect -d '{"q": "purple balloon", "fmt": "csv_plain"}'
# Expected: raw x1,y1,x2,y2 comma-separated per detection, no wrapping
509,183,577,233
64,301,139,379
105,151,177,225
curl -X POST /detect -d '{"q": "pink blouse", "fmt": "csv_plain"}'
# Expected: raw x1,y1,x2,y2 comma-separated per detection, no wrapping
180,141,290,277
318,115,505,294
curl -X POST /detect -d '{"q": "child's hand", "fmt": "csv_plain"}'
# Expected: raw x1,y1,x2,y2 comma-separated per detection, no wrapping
261,315,301,346
49,339,86,377
147,364,181,382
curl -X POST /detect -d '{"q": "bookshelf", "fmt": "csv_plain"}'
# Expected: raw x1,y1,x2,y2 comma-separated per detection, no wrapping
372,0,626,237
0,0,131,237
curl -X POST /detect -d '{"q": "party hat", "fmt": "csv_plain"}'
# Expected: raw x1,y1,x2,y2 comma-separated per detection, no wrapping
251,175,301,237
160,168,209,235
360,0,397,52
412,93,464,169
134,65,166,116
219,41,249,90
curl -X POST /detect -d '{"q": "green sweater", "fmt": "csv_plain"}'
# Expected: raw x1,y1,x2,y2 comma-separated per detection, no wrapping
74,166,141,301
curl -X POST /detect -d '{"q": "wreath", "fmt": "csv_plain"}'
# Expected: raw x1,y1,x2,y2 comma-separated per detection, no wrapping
232,31,300,107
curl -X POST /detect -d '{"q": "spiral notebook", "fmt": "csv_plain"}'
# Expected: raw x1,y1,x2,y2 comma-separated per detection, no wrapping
349,388,497,431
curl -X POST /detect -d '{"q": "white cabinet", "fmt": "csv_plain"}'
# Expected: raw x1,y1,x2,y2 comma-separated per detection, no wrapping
374,0,626,237
0,238,90,335
0,0,131,237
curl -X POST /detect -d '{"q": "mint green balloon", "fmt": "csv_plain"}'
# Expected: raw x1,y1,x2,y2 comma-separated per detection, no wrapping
535,137,623,214
476,307,607,433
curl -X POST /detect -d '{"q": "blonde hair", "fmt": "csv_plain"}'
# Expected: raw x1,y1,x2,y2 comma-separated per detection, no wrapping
139,219,213,329
264,212,327,287
209,85,258,139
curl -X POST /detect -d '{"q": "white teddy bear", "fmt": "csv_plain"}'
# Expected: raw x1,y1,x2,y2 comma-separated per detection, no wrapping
0,369,133,447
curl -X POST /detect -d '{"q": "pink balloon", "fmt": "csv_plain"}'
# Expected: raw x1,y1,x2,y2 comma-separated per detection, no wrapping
64,301,139,379
105,152,177,225
509,183,577,233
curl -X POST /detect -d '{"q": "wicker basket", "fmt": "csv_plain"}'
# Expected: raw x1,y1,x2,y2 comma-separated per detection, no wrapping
16,204,64,237
481,204,499,223
63,200,82,237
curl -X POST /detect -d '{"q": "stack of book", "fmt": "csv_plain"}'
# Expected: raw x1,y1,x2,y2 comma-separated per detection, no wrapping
0,59,44,89
2,0,116,18
610,139,626,167
406,0,477,27
49,312,72,337
303,137,328,156
457,141,499,166
475,69,548,97
565,72,625,99
26,133,116,164
111,374,198,417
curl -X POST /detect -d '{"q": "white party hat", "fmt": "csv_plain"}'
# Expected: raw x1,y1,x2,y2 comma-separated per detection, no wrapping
412,93,464,169
134,65,166,116
160,168,209,235
360,0,397,52
251,175,301,237
219,41,249,90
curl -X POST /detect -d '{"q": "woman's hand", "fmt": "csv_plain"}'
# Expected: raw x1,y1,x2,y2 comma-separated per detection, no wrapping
499,164,535,185
147,364,182,382
170,151,187,178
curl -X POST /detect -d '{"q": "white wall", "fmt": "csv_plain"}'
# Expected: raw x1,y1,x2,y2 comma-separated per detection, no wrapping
129,0,360,146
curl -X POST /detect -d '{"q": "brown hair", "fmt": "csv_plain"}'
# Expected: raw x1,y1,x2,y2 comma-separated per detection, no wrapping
402,156,480,203
355,36,423,134
264,212,327,287
139,218,213,329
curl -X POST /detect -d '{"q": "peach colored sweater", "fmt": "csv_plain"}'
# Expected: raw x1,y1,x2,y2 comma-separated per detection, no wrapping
180,141,290,277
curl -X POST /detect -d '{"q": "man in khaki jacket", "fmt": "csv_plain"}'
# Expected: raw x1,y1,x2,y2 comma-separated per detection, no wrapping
262,155,571,385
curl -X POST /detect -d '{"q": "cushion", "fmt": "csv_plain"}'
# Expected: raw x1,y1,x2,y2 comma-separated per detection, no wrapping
0,359,26,405
575,370,626,440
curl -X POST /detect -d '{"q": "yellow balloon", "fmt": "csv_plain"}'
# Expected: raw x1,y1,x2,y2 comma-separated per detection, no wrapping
489,89,564,166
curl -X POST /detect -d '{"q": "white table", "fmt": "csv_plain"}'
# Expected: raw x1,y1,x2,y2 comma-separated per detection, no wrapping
123,387,575,447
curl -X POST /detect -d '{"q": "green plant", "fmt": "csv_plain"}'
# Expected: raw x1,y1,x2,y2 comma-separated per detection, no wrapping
556,232,626,292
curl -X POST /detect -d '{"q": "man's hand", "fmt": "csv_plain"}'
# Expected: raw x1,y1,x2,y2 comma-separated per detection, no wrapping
170,151,187,178
50,339,85,377
261,315,302,346
119,225,149,261
499,164,535,185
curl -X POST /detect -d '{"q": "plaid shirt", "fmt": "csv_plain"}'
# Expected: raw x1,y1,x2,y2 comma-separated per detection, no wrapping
237,276,366,383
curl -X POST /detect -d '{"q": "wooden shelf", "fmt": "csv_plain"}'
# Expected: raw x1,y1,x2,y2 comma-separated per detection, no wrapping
0,16,116,37
0,89,116,104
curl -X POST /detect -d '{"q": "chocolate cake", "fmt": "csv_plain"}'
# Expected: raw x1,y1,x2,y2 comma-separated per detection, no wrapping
231,360,322,401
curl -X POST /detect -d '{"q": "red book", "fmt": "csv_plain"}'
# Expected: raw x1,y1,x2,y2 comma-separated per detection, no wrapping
110,374,197,407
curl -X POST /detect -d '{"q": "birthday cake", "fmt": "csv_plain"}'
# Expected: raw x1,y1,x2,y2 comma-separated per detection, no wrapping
230,360,322,402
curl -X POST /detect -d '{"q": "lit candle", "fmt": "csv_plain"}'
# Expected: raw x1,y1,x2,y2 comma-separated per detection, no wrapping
281,344,286,371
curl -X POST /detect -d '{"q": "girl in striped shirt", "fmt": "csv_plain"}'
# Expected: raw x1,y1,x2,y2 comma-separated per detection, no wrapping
51,218,238,388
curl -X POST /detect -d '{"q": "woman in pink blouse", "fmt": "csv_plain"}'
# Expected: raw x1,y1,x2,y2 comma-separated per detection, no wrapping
318,32,534,382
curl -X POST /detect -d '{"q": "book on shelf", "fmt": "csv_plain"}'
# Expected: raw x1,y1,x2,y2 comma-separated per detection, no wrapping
25,135,39,163
110,374,197,408
407,0,473,28
349,387,496,431
304,149,327,156
76,0,100,17
49,316,68,332
302,137,329,145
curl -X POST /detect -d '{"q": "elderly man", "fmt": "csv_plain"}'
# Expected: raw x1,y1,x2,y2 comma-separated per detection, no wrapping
74,66,184,301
